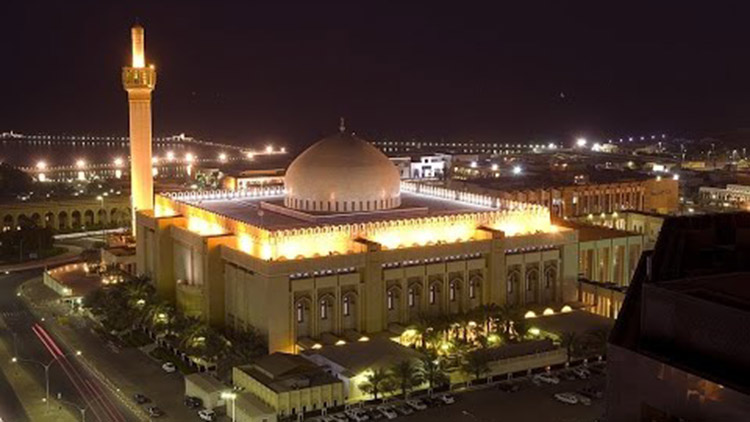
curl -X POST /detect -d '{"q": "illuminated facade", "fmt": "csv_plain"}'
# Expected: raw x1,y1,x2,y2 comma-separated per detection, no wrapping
136,130,587,354
122,24,156,230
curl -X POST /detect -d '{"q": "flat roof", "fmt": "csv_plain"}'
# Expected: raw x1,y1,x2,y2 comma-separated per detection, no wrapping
236,353,341,393
179,191,493,231
457,169,652,192
658,272,750,312
558,221,639,242
303,335,421,377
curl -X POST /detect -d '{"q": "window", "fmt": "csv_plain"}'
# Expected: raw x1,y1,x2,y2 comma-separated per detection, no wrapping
469,280,476,299
387,290,395,310
296,302,304,323
343,296,351,316
320,299,328,320
449,282,456,301
527,278,533,291
429,284,437,304
408,288,415,307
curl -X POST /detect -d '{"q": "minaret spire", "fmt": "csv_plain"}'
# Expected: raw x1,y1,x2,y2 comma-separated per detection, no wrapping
339,117,346,133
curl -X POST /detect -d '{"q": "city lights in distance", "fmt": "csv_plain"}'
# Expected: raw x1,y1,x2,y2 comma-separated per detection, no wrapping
576,138,587,148
185,153,195,163
75,159,86,169
166,151,175,161
470,161,478,168
265,145,273,153
512,165,522,175
246,152,255,160
36,160,47,170
113,157,124,167
218,153,227,162
491,163,499,171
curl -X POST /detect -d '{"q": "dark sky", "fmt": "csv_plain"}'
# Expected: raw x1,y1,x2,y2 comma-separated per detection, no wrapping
4,2,750,149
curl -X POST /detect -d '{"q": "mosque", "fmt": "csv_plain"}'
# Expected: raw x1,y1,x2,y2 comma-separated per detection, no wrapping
136,123,585,353
125,25,636,354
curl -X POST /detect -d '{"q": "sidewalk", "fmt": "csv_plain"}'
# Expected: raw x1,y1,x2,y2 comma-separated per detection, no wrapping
0,322,77,422
0,245,83,273
20,277,202,422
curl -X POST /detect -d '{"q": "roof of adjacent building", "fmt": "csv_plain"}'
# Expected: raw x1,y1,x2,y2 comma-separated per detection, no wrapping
610,212,750,396
303,335,422,377
236,352,341,393
555,220,639,242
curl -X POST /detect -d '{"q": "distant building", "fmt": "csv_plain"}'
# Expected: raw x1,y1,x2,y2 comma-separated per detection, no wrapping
388,153,449,180
607,212,750,421
222,169,286,190
698,184,750,209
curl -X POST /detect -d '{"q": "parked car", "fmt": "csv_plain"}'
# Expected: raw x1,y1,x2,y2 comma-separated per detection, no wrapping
422,396,442,407
198,409,216,421
329,414,348,422
184,396,202,408
132,393,150,404
329,414,349,422
533,373,560,385
438,394,455,405
578,386,604,399
553,392,578,405
367,408,384,420
395,404,414,415
161,362,176,373
574,393,592,406
406,399,427,411
571,367,590,379
561,370,578,381
344,409,370,422
377,405,399,420
498,382,521,393
147,406,165,417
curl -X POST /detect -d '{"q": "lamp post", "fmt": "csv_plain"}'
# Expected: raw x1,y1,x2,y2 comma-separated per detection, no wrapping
58,395,87,422
96,193,108,244
12,350,82,409
221,391,237,422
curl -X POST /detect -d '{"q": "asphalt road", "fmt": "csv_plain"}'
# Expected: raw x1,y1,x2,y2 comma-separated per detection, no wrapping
0,270,138,422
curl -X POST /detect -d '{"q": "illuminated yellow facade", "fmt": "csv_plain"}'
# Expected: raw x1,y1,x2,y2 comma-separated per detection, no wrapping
123,24,156,231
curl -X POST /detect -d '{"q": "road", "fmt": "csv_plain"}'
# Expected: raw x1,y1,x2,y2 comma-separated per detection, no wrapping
0,270,138,422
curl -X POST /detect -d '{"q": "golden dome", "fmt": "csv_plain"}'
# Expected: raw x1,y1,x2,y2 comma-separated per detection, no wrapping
284,131,401,213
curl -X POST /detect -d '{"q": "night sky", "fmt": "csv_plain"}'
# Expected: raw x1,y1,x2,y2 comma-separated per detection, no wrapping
4,2,750,149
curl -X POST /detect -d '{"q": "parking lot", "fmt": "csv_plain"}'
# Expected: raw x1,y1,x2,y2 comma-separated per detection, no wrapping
315,364,606,422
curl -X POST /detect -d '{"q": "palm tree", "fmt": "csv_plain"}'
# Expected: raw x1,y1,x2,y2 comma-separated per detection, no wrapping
390,359,424,398
454,312,473,342
358,368,391,401
473,303,499,335
560,331,578,363
461,351,490,381
420,354,449,390
408,314,433,349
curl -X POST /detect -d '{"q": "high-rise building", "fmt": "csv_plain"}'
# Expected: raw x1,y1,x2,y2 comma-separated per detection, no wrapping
122,24,156,232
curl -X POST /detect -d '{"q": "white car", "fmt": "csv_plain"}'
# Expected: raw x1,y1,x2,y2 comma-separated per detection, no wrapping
198,409,216,421
377,405,398,420
329,414,348,422
554,392,579,405
161,362,177,373
571,367,590,379
406,399,427,410
533,373,560,385
344,409,369,422
438,394,455,404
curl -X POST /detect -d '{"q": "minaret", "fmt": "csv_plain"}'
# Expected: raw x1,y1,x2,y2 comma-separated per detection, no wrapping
122,23,156,233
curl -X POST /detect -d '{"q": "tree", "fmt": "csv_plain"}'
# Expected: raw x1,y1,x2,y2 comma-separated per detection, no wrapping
390,359,423,397
420,354,449,390
461,351,490,381
358,368,391,401
560,331,578,362
408,315,433,349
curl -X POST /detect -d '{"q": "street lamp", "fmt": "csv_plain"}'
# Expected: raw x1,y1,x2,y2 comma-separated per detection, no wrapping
96,194,107,243
221,391,237,421
58,395,87,422
12,351,82,409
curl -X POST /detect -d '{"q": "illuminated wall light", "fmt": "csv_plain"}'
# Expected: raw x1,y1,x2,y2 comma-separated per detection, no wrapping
543,307,555,316
524,310,537,319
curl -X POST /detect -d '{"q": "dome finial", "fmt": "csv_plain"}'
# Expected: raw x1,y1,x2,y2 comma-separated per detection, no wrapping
339,117,346,133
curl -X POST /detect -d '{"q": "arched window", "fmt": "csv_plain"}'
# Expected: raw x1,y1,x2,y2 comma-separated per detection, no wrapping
387,290,395,310
429,284,437,304
469,280,476,299
449,282,456,302
343,296,351,316
408,288,415,307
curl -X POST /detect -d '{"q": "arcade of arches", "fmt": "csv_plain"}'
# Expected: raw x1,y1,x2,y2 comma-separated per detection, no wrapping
1,196,131,231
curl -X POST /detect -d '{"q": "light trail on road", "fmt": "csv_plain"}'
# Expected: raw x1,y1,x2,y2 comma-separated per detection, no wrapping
32,323,127,422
